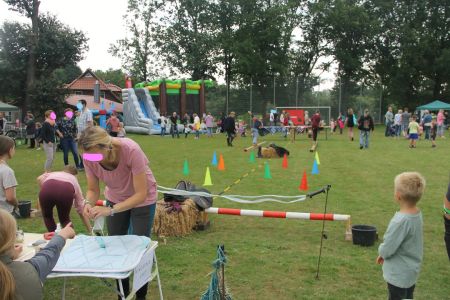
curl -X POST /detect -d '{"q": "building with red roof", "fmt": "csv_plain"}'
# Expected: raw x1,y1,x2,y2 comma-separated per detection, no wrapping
64,69,123,112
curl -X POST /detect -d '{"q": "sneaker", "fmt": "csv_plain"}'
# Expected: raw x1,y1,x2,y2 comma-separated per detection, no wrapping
432,144,436,148
36,147,41,150
360,145,363,149
77,167,85,172
351,137,354,141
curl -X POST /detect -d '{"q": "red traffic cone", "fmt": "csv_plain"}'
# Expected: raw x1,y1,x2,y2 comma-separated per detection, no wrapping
282,154,288,169
218,154,225,171
299,170,308,191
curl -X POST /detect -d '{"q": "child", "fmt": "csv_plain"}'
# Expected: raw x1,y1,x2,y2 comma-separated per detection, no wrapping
0,136,19,217
430,116,437,147
238,121,247,137
35,122,42,150
337,114,345,135
117,122,126,138
0,210,75,300
377,172,425,300
330,118,336,134
184,124,191,138
408,115,420,148
37,165,92,233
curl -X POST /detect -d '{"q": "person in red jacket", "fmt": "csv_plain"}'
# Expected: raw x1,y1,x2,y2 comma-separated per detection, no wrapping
310,110,321,152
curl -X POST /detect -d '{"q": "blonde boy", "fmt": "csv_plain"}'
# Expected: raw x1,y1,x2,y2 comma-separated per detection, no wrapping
377,172,425,300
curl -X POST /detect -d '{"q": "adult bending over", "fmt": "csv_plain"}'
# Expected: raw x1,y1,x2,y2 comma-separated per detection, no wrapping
37,166,91,232
79,126,157,300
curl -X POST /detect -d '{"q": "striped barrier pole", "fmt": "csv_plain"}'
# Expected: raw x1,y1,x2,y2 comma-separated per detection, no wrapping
205,207,353,240
205,207,350,221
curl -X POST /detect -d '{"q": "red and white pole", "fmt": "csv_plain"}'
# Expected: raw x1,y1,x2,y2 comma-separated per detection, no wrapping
205,207,350,221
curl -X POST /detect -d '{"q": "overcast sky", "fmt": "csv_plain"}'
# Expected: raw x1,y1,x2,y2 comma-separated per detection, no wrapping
0,0,335,89
0,0,126,71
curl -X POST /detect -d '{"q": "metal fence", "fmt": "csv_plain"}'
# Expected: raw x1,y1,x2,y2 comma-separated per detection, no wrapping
205,76,384,125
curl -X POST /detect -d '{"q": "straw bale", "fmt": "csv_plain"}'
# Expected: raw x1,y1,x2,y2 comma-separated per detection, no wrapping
152,199,200,237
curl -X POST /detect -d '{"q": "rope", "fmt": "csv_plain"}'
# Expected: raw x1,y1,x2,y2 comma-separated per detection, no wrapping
201,246,232,300
157,185,308,204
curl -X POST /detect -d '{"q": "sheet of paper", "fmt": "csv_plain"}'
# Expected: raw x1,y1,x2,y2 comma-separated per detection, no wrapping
132,247,154,291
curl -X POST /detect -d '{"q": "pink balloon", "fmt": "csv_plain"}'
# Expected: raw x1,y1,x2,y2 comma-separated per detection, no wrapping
82,153,104,162
50,112,57,120
65,111,74,119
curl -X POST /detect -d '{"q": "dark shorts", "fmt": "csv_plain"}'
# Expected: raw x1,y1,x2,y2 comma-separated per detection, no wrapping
409,133,418,140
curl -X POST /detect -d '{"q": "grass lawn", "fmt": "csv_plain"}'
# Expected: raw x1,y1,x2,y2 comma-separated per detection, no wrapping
11,126,448,299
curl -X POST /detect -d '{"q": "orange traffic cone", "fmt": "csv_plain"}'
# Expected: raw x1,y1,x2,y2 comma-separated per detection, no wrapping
299,170,308,191
218,154,225,171
282,154,288,169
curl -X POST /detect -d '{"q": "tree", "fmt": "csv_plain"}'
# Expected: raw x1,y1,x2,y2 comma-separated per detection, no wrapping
3,0,40,113
316,0,375,109
288,0,326,104
109,0,162,82
94,69,127,88
157,0,218,80
0,14,88,116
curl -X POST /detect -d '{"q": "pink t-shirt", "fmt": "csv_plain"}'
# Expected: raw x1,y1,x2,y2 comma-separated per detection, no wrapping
38,172,84,213
107,116,120,132
84,138,157,206
437,112,445,125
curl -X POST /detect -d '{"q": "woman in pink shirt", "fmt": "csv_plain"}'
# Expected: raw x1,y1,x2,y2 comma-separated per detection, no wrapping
37,166,91,232
437,109,445,138
79,126,157,299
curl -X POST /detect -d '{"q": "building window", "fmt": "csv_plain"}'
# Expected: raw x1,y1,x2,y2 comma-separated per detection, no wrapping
101,92,106,99
75,91,83,95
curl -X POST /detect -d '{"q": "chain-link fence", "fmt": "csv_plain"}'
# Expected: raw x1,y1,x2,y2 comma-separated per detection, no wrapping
205,76,384,125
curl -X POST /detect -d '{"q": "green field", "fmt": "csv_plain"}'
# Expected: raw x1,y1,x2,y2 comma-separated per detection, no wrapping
12,127,448,299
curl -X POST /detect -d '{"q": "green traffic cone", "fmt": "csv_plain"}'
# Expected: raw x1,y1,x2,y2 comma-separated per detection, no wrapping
264,162,272,179
183,159,189,176
249,151,255,163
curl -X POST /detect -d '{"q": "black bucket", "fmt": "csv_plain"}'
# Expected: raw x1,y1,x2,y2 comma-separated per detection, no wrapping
18,201,32,218
352,225,377,247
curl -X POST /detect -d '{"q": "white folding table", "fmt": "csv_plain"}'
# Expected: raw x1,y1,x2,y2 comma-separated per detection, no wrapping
18,233,163,300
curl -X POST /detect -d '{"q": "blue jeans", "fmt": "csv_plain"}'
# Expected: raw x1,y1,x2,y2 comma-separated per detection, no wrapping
252,128,259,144
438,124,445,136
60,137,80,168
160,127,166,136
424,126,430,139
207,127,213,137
171,124,179,138
385,121,393,136
395,124,401,137
359,130,370,148
195,130,200,138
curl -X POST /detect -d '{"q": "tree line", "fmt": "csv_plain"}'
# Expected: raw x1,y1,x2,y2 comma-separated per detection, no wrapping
1,0,449,117
111,0,450,113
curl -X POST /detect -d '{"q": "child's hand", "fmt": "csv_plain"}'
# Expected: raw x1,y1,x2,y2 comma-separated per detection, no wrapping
12,244,23,259
376,256,384,265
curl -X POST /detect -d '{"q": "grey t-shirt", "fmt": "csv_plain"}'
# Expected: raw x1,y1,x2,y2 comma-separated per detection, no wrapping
0,163,18,213
401,112,411,126
378,211,423,288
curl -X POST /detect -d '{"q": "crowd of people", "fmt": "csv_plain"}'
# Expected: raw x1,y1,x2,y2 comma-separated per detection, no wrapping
0,102,449,299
